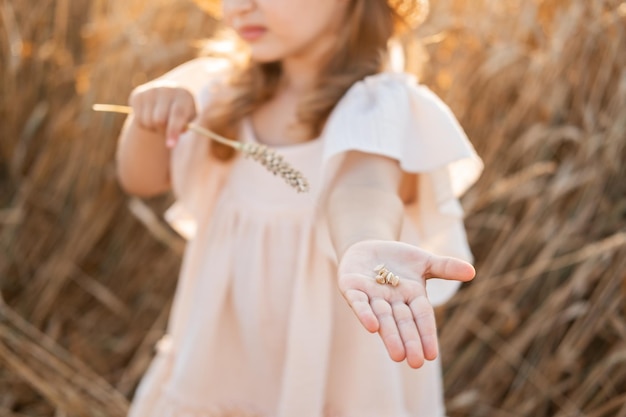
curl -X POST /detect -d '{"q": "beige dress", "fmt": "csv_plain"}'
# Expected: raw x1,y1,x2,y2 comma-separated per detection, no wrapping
126,58,483,417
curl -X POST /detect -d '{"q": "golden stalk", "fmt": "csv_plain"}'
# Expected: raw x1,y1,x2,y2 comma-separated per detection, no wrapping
92,104,310,193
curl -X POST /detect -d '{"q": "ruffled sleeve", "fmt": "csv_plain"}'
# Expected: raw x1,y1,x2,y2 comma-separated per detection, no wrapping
316,72,483,305
158,58,232,240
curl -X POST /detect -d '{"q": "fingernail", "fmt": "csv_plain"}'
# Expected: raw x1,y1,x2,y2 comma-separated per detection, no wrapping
166,137,176,148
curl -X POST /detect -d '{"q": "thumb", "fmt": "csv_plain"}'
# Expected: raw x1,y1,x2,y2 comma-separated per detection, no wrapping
423,255,476,282
165,118,186,148
166,105,196,148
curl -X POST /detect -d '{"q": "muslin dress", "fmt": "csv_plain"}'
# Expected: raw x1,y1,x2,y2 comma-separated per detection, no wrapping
126,58,483,417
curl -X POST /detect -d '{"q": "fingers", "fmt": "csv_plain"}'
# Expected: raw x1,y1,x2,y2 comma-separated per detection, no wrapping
339,275,439,369
391,301,425,368
129,85,196,147
371,297,438,368
152,97,171,132
409,296,438,361
343,289,379,333
166,100,196,147
344,289,430,369
371,298,405,362
424,254,476,282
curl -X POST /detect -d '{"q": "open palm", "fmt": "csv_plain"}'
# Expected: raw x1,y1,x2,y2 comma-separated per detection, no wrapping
337,240,476,369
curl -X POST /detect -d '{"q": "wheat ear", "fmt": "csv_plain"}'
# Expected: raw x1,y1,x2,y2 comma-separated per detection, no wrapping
93,104,310,193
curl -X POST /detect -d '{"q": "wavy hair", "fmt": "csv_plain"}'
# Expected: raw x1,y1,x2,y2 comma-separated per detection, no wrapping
203,0,413,160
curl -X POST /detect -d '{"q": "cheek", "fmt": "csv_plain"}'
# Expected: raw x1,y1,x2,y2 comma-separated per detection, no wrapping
263,17,307,52
261,0,322,40
264,10,299,39
271,17,323,52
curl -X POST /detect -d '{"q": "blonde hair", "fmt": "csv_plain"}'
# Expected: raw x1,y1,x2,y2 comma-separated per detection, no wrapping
204,0,416,160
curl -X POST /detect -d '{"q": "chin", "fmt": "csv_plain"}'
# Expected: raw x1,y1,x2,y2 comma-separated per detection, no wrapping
249,52,284,63
247,44,288,63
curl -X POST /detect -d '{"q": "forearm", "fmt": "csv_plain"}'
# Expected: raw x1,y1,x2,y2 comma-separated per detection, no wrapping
115,61,206,198
324,150,405,260
327,185,404,259
116,116,171,197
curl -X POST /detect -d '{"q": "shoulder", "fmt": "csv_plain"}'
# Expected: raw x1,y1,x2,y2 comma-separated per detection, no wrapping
325,71,447,130
320,71,482,179
323,72,440,137
335,72,419,109
324,71,466,136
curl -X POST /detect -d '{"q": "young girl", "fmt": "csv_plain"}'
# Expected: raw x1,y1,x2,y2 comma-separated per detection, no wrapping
116,0,483,415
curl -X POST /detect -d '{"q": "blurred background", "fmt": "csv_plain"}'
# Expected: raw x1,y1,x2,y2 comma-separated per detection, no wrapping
0,0,625,416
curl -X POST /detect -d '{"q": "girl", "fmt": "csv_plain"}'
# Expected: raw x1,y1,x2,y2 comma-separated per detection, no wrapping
116,0,483,415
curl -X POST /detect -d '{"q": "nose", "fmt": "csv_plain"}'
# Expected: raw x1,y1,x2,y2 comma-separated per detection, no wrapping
222,0,255,18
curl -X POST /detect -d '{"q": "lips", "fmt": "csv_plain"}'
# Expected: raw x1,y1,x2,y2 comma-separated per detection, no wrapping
238,25,267,41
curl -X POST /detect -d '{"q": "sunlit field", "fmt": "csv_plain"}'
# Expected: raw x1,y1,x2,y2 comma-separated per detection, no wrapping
1,1,625,416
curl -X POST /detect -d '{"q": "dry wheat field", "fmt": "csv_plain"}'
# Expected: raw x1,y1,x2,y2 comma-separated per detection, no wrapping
1,0,625,416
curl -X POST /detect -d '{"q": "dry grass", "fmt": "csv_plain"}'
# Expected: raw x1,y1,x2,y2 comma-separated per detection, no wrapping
421,1,626,416
0,0,624,416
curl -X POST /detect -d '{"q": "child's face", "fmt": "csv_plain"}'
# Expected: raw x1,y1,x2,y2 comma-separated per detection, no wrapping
222,0,348,64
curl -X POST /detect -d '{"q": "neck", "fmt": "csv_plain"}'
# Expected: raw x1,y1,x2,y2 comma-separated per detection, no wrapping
279,60,319,93
279,33,338,94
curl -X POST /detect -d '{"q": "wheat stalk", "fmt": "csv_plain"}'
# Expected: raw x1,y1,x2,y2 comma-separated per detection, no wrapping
93,104,310,193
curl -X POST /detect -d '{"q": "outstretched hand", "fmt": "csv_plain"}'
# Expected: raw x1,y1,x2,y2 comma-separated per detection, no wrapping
337,240,476,369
